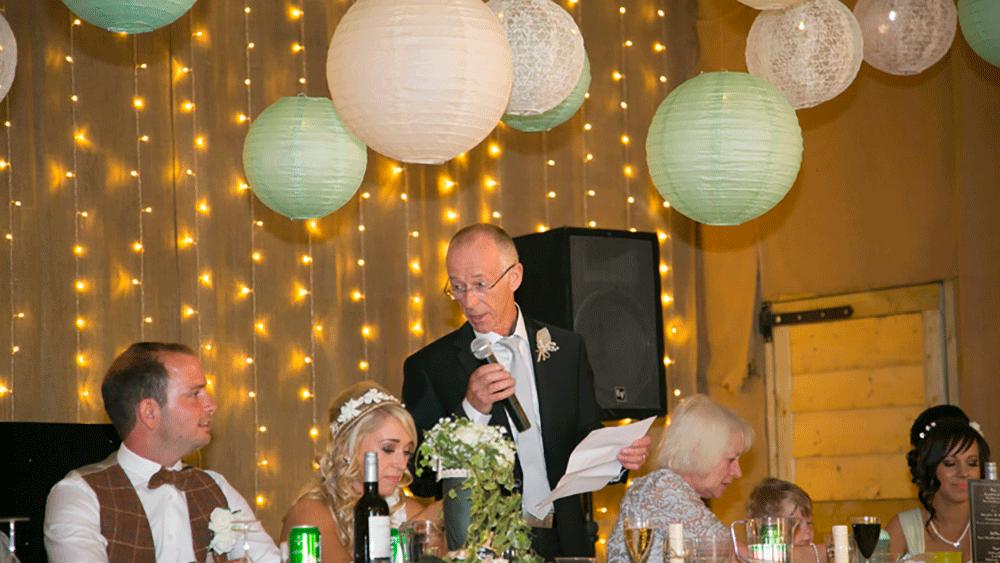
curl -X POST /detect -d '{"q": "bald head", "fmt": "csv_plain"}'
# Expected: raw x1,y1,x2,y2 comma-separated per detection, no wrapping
448,223,518,265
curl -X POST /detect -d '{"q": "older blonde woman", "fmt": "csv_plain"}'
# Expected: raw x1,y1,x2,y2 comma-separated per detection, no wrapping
607,394,754,563
281,382,438,563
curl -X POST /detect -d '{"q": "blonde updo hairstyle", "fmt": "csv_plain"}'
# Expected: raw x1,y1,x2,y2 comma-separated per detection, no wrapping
298,381,417,553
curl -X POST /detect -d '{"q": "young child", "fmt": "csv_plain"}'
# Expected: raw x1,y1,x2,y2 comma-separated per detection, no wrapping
747,477,815,547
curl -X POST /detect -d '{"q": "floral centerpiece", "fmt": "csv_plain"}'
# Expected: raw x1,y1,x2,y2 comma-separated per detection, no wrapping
417,417,541,563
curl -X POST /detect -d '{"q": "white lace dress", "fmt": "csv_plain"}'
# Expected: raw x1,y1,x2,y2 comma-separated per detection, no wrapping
606,468,728,563
387,488,408,528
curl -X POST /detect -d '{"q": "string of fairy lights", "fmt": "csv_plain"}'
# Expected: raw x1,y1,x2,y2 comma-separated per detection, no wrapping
1,1,13,417
183,9,204,354
617,5,635,232
565,0,596,229
289,3,320,456
68,16,84,421
131,36,149,339
241,0,264,509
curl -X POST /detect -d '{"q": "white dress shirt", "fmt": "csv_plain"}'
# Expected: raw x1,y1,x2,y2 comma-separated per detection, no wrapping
44,443,281,563
463,306,554,518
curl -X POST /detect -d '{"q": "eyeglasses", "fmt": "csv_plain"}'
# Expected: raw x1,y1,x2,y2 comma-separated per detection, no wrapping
444,263,517,300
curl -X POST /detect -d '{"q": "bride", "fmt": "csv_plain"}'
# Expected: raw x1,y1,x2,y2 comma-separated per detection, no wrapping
885,410,991,563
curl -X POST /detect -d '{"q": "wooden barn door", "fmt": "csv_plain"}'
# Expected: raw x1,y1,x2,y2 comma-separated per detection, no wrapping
763,282,958,540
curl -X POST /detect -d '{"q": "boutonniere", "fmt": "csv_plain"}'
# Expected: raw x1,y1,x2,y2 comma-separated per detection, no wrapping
535,327,559,362
208,507,240,555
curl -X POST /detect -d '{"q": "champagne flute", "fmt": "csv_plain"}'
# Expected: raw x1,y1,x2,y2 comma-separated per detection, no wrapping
850,517,882,563
231,519,257,563
623,517,654,563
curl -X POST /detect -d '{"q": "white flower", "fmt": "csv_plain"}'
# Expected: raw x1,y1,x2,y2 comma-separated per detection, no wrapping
208,507,240,554
455,424,482,446
535,328,559,362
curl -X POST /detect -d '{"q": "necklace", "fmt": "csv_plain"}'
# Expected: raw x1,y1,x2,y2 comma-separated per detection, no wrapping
928,519,970,548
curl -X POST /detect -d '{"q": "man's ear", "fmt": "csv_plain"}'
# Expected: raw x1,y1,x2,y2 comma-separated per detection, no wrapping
509,262,524,292
136,398,161,430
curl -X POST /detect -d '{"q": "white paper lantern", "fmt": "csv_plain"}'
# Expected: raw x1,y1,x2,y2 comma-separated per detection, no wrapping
502,54,590,132
327,0,512,165
487,0,585,115
61,0,197,33
746,0,863,109
0,14,15,102
646,72,803,226
738,0,807,9
242,97,367,220
854,0,957,75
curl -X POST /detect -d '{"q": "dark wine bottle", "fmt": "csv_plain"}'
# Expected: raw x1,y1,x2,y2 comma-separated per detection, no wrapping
354,451,391,563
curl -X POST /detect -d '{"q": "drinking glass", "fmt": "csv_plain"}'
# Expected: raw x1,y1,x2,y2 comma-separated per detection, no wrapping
623,517,654,563
850,517,882,563
232,519,257,563
665,535,733,563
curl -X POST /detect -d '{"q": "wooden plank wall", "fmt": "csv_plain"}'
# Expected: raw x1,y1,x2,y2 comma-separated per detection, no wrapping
786,312,926,539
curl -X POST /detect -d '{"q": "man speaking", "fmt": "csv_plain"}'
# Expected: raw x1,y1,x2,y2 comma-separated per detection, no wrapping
402,223,650,559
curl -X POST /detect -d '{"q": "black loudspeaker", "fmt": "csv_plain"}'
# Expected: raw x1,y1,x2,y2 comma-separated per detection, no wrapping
513,227,667,421
0,422,121,563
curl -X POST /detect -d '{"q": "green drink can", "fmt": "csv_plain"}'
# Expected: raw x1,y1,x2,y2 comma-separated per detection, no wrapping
289,525,321,563
391,527,407,563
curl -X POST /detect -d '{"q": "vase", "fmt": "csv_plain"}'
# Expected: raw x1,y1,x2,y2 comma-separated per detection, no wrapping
441,476,472,550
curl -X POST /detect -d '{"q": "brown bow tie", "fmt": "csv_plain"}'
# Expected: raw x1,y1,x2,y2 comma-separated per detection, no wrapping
148,466,193,490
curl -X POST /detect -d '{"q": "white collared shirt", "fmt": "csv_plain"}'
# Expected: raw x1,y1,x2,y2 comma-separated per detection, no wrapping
44,443,281,563
462,306,549,469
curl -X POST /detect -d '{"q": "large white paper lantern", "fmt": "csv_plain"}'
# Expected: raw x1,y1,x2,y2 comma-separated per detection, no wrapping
487,0,585,115
327,0,512,165
854,0,957,75
0,14,15,102
501,54,590,132
958,0,1000,69
738,0,807,9
746,0,863,109
243,97,367,220
646,72,803,226
61,0,197,33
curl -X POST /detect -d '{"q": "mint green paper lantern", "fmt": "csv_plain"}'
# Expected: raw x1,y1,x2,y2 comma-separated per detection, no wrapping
243,97,368,220
502,54,590,133
959,0,1000,68
61,0,197,33
646,71,803,226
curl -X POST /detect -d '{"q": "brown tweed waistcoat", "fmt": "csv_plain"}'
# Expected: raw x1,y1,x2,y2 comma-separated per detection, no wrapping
81,458,228,563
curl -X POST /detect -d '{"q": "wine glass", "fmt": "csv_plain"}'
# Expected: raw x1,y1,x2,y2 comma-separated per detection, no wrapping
850,516,882,563
623,517,654,563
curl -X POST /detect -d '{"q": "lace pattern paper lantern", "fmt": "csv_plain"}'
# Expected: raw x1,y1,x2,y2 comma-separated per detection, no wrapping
958,0,1000,69
327,0,512,165
746,0,863,109
646,72,803,226
61,0,197,33
501,54,590,132
488,0,585,115
854,0,957,75
242,97,367,220
738,0,808,9
0,14,15,102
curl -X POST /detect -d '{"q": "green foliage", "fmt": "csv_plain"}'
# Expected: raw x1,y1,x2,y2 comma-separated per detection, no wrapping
417,418,543,563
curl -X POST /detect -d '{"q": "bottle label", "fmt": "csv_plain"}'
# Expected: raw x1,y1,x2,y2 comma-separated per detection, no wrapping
369,515,391,559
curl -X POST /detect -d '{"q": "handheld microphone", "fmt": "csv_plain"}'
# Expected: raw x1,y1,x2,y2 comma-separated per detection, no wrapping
470,338,531,432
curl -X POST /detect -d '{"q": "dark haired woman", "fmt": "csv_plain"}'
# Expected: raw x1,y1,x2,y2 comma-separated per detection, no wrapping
885,411,991,562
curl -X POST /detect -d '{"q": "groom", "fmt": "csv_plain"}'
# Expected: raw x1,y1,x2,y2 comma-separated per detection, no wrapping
403,223,650,560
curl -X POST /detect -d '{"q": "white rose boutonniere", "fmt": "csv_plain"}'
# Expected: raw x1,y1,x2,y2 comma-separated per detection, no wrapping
208,507,241,554
535,327,559,362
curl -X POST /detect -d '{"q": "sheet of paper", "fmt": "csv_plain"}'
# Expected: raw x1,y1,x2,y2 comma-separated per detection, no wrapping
535,416,656,512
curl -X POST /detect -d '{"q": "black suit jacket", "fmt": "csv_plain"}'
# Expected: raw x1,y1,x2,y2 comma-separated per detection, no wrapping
402,317,603,556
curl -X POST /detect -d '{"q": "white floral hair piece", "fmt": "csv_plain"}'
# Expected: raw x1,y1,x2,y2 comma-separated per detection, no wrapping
970,421,983,437
918,419,984,441
330,388,402,437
